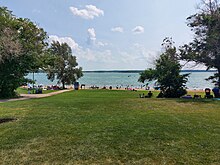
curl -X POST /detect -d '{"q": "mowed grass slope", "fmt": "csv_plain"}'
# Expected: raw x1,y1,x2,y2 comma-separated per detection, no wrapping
0,90,219,164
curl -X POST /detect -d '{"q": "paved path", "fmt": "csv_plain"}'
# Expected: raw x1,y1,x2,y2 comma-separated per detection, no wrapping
0,90,71,103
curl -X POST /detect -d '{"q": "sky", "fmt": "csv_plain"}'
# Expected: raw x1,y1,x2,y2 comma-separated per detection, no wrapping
0,0,201,71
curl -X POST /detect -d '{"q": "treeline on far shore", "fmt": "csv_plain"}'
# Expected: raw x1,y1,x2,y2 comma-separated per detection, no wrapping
35,70,217,74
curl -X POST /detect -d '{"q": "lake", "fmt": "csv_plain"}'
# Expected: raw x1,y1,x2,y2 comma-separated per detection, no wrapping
26,71,216,90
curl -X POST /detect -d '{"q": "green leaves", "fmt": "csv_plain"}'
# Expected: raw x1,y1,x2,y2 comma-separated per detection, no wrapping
138,69,157,83
44,41,83,89
139,38,188,98
0,7,47,98
180,0,220,85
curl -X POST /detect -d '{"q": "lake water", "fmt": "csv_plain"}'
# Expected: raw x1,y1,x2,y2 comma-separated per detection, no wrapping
26,71,217,90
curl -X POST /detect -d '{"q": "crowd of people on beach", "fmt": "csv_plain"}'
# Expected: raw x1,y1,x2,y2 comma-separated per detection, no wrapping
182,84,220,99
24,82,220,100
26,84,63,94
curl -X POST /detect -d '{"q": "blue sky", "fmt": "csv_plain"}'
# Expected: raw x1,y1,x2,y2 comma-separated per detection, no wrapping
1,0,201,70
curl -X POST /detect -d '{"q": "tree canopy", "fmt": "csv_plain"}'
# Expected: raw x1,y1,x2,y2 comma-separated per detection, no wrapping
0,7,48,98
139,38,189,98
180,0,220,85
45,41,83,89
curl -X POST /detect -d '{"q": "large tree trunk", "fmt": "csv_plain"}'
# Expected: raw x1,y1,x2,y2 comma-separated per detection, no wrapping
62,81,65,89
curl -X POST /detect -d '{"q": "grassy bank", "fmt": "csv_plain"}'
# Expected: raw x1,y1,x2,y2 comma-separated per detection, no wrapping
0,90,219,164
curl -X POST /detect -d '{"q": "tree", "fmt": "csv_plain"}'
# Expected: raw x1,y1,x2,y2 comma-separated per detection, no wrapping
180,0,220,85
45,41,83,89
139,38,189,98
0,7,48,98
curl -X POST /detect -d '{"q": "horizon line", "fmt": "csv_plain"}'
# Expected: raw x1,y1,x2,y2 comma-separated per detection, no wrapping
83,69,217,72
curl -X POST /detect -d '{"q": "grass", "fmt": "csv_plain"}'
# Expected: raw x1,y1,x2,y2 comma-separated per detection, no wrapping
16,87,58,94
0,90,219,164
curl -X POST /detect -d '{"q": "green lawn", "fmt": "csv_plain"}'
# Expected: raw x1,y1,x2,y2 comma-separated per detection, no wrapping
0,90,219,164
16,87,58,94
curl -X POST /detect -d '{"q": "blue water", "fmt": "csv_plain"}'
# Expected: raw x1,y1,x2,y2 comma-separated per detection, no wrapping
26,71,216,90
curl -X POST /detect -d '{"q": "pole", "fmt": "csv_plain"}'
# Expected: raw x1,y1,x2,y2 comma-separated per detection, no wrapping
32,72,34,94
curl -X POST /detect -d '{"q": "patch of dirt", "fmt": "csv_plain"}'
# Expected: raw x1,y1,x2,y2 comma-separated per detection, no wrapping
0,118,16,124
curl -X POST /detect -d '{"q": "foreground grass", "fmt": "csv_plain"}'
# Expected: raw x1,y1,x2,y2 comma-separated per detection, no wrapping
0,90,219,164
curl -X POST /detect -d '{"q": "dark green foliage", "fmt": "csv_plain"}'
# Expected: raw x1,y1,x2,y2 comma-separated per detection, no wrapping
180,0,220,85
45,41,83,89
0,7,47,98
139,69,157,83
139,38,189,98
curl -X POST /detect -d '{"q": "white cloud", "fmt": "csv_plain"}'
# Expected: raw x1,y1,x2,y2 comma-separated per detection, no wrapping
87,28,96,45
78,48,112,62
132,26,145,34
97,41,108,47
112,43,158,69
181,61,207,70
111,27,124,33
87,28,108,47
75,42,159,70
49,35,80,51
69,5,104,20
88,28,96,39
133,43,158,61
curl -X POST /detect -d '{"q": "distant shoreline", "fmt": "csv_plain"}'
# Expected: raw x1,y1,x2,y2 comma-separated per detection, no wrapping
35,70,217,74
83,70,217,73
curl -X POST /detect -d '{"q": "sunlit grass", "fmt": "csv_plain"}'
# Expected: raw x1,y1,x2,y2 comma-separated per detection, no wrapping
16,87,58,94
0,90,219,164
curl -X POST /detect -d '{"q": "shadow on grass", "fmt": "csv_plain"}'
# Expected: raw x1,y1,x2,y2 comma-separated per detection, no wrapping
0,118,16,124
176,98,218,104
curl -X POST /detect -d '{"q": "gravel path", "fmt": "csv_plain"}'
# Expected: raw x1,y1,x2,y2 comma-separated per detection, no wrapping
0,90,71,103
